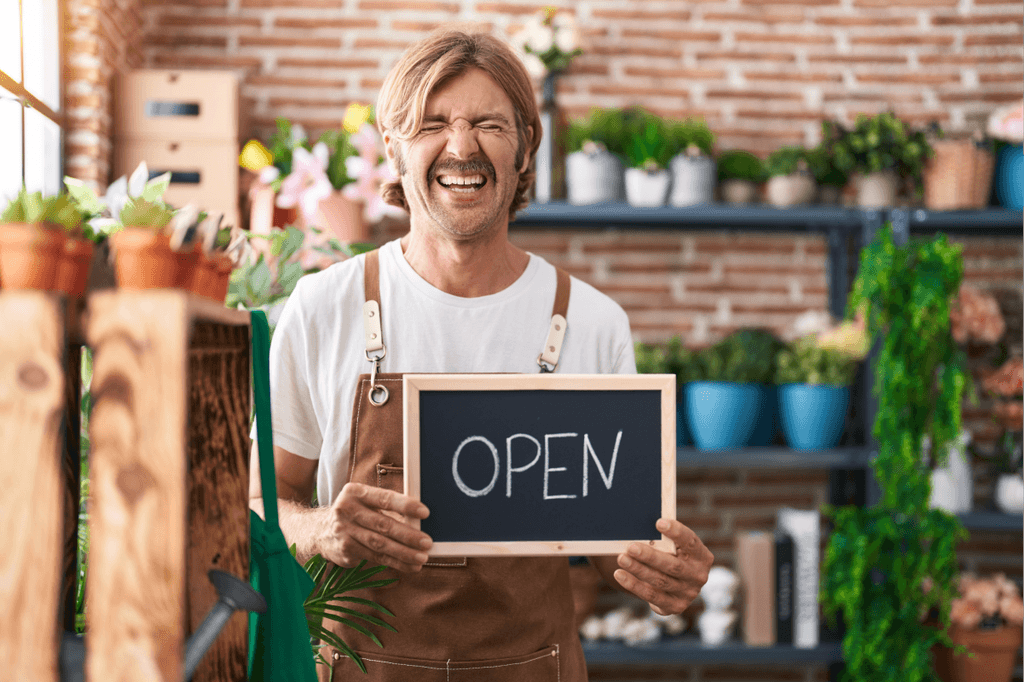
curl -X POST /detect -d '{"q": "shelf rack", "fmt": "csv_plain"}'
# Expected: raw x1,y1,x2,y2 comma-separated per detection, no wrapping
513,203,1022,676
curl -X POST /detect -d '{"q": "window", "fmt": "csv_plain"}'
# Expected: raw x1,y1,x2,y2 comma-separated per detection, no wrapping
1,0,62,203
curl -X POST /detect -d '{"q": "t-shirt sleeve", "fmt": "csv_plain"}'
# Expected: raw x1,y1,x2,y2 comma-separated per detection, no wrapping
253,278,323,460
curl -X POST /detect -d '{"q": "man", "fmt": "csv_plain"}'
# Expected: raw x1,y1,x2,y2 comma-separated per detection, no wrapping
250,29,713,682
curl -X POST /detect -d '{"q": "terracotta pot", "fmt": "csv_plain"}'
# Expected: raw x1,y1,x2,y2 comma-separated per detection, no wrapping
933,624,1023,682
720,179,760,204
109,227,181,290
0,222,66,291
854,170,900,208
923,139,996,211
190,253,235,304
55,237,95,298
765,174,817,208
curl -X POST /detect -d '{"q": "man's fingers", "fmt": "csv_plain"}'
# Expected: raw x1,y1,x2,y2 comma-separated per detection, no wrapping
342,481,430,519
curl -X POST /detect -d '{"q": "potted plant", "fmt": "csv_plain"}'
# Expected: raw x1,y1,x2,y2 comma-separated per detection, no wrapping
716,150,765,204
665,336,700,447
821,224,973,682
923,129,996,211
0,188,86,293
564,108,627,205
685,328,784,450
774,319,867,450
763,146,817,208
622,108,673,207
827,112,934,208
932,572,1024,682
980,356,1023,512
808,123,850,205
666,118,716,207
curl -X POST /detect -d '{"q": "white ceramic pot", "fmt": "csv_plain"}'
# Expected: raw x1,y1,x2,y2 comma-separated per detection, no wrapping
765,174,817,208
855,170,900,208
625,167,671,207
566,149,624,205
995,474,1024,513
669,153,716,207
928,430,973,514
698,610,737,646
720,179,760,204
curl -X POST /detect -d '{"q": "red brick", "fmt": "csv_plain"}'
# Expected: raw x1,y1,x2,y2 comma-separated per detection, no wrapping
735,108,830,121
734,31,835,44
589,84,690,99
703,9,806,23
814,14,918,26
152,53,262,69
707,88,803,101
268,96,351,108
156,14,261,28
713,490,819,507
732,513,783,531
360,78,385,89
239,35,342,49
701,665,809,681
276,57,379,69
696,49,797,62
857,72,961,85
240,0,342,5
621,28,722,42
247,75,349,88
391,20,450,31
359,0,459,10
932,12,1023,25
810,53,907,64
565,62,610,77
746,470,829,485
964,33,1024,46
853,34,956,46
145,0,227,5
676,515,724,532
354,38,415,49
623,66,729,80
677,470,742,485
593,8,692,20
853,0,957,6
273,17,378,29
474,2,554,14
745,70,844,83
589,44,683,59
978,72,1024,84
919,53,1023,65
145,33,229,48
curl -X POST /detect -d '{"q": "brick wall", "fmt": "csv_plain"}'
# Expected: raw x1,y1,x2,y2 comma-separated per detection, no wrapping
63,0,144,191
135,0,1022,156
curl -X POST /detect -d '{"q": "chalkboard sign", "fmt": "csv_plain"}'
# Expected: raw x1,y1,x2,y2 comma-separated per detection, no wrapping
403,374,676,557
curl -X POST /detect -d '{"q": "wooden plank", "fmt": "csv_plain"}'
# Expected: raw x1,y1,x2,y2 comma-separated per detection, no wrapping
187,321,251,682
0,292,66,682
85,291,190,682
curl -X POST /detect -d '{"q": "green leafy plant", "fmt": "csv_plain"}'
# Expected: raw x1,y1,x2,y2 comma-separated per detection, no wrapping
693,328,786,384
253,117,362,193
825,112,935,192
808,122,851,189
565,108,629,158
717,150,766,184
666,118,715,158
664,336,702,385
622,108,673,171
2,188,84,232
64,163,174,240
775,335,860,386
117,197,175,231
302,554,398,672
764,146,811,179
634,341,668,374
821,223,973,682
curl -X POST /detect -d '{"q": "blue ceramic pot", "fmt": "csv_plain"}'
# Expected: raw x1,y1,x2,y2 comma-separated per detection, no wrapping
747,384,779,446
778,383,850,451
676,386,691,446
685,381,762,450
995,144,1023,211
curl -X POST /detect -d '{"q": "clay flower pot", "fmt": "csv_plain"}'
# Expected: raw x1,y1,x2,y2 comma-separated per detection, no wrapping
55,237,95,298
854,170,900,208
765,174,817,208
720,179,760,205
109,227,183,290
933,624,1023,682
190,253,235,304
0,222,67,291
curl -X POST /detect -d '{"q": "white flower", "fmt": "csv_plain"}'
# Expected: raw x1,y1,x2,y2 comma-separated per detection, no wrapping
524,21,554,54
128,161,149,199
522,53,547,79
554,25,580,53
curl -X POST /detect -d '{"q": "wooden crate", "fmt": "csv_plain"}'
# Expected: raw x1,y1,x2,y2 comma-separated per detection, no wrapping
0,291,252,682
115,70,240,142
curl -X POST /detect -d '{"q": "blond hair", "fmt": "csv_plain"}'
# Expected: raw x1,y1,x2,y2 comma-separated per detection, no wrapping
376,29,542,219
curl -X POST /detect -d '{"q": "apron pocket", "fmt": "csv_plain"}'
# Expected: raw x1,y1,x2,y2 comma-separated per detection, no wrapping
334,644,561,682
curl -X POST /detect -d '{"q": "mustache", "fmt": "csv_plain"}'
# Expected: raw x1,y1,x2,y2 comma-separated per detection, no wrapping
428,158,495,183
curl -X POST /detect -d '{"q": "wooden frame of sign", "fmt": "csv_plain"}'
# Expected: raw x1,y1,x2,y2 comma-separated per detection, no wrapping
403,373,676,557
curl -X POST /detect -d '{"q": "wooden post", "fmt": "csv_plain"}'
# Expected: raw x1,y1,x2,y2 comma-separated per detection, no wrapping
85,290,251,682
0,292,67,682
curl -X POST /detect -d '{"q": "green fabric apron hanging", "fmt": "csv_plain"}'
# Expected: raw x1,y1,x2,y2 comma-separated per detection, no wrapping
248,309,319,682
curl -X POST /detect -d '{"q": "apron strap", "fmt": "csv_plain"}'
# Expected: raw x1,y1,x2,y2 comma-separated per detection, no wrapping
362,247,572,373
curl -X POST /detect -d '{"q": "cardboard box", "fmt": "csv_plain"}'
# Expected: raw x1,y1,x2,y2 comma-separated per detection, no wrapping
114,139,240,229
115,70,240,142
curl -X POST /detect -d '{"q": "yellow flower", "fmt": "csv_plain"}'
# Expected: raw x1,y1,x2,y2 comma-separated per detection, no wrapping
239,140,273,171
343,103,372,134
817,319,869,360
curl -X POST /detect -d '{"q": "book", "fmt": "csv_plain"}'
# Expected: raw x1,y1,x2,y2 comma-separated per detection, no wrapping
777,508,820,649
775,532,795,646
736,531,775,646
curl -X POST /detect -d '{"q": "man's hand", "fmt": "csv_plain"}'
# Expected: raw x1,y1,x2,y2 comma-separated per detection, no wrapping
325,482,434,572
612,518,713,615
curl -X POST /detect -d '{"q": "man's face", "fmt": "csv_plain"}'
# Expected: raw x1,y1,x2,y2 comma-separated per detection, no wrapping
385,68,531,241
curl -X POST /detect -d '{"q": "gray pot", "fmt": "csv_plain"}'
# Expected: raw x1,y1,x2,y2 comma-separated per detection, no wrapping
669,154,716,207
855,170,899,208
765,174,817,208
625,167,671,207
720,179,759,204
566,150,624,205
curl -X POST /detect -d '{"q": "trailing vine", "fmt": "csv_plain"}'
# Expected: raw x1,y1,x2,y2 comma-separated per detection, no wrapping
821,224,973,682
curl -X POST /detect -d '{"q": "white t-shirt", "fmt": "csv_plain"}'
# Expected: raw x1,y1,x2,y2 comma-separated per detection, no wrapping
264,238,636,506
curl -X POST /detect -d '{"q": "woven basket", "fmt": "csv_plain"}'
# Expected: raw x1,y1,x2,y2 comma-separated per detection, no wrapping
923,139,995,211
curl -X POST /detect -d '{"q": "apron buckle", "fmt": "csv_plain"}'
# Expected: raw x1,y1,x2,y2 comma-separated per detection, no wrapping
366,347,390,406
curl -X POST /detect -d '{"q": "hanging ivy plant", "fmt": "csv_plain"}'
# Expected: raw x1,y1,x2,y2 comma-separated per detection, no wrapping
821,223,975,682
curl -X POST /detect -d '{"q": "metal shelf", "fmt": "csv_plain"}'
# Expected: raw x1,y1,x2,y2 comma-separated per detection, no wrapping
958,511,1024,531
677,446,872,469
904,207,1024,236
583,637,844,666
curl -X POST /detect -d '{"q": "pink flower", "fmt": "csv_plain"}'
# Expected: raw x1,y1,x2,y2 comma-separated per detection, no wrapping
343,124,407,223
275,142,333,225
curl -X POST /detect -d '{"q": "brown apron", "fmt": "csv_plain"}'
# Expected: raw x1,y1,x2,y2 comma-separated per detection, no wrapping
319,249,589,682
